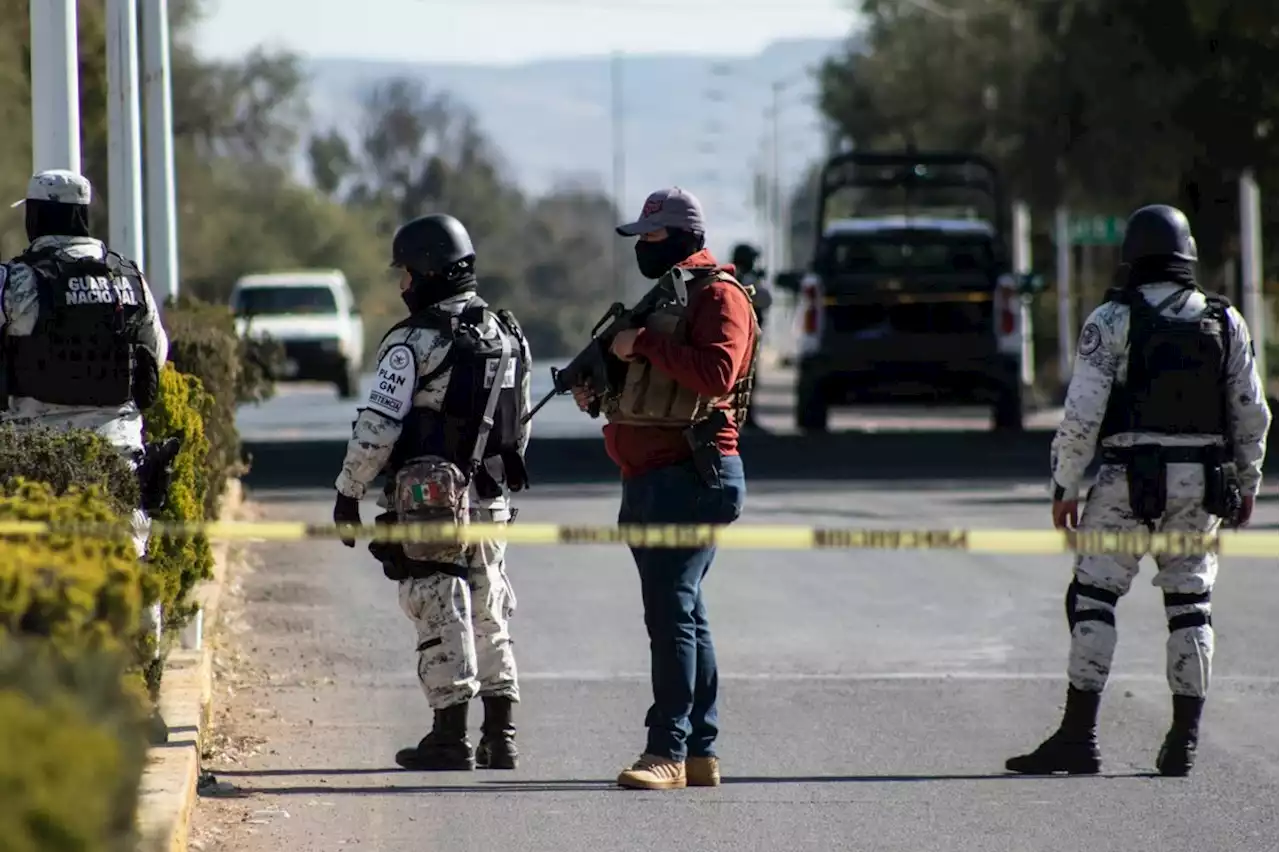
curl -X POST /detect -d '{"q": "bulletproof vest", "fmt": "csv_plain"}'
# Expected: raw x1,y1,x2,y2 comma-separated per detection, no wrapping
1098,285,1229,439
603,270,760,428
384,296,530,500
6,245,148,407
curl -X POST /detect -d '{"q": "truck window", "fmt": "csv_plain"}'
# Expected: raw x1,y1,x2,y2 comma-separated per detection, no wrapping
819,233,995,277
234,286,337,316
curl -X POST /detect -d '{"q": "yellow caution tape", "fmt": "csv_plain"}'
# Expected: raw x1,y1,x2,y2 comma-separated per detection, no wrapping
0,520,1273,557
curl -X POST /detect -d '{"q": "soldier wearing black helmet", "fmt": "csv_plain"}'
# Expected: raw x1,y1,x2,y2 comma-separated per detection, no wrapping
1007,204,1271,778
331,213,532,771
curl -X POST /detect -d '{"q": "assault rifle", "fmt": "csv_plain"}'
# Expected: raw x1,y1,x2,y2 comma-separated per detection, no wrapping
522,267,692,423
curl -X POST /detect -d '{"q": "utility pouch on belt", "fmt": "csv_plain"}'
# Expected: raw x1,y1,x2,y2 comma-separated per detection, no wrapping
388,331,513,573
1125,445,1168,523
683,408,729,489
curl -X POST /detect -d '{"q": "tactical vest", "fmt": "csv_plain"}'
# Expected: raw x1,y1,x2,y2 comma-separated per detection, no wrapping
6,245,148,407
384,296,530,500
603,269,760,428
1098,285,1229,440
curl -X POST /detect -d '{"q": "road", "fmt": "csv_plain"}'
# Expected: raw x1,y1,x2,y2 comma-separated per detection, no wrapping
188,481,1278,852
236,365,1066,443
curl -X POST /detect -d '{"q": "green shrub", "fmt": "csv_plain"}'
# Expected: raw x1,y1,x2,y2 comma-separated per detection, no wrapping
0,480,145,658
0,640,149,852
0,425,139,515
160,294,283,517
141,364,213,635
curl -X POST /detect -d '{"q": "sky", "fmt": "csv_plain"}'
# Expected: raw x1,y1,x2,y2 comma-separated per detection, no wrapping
194,0,858,64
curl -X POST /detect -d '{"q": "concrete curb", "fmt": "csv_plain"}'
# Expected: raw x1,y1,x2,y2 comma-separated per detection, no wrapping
135,479,245,852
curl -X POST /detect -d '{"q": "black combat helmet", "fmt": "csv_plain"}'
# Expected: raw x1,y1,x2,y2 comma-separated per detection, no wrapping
1120,204,1198,264
390,213,476,277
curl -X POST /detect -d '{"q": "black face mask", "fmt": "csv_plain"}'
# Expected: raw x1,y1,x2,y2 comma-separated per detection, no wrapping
402,269,478,313
635,239,694,280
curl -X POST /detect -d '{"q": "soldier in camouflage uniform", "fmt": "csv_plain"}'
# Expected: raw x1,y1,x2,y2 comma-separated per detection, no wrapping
1007,204,1271,778
332,213,531,771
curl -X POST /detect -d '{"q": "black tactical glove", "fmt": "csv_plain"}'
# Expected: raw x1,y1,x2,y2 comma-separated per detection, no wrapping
333,492,361,548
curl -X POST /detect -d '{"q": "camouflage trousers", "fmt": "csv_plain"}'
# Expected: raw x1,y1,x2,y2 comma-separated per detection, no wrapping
397,509,520,710
1067,462,1218,697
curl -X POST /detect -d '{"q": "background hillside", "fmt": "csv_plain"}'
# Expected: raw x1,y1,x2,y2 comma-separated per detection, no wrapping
302,37,849,257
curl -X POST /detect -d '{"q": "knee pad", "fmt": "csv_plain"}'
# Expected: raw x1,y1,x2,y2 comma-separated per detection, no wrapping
1164,590,1212,632
1066,579,1119,629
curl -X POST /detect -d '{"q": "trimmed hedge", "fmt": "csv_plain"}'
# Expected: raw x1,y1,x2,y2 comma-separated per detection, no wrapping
0,640,149,852
142,363,214,633
0,482,144,657
0,424,139,515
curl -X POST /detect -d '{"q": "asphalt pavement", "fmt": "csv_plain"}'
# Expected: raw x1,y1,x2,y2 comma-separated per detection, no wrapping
188,481,1279,852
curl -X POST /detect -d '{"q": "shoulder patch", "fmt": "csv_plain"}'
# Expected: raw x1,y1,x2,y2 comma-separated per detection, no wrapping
365,343,415,421
1078,322,1102,356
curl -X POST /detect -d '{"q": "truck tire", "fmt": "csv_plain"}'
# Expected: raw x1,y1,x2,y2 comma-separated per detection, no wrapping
335,363,358,400
796,377,830,433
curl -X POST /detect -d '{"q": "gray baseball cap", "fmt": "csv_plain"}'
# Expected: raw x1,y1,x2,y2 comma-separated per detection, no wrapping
10,169,93,208
616,187,706,236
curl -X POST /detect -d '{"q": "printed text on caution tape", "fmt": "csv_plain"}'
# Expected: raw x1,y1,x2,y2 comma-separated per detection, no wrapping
0,520,1273,557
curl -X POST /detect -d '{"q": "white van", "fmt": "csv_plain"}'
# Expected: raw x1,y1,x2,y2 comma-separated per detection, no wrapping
230,269,365,399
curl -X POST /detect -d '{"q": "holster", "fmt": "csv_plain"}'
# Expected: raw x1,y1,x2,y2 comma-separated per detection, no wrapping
1204,460,1244,525
369,511,407,581
683,408,730,488
136,437,182,513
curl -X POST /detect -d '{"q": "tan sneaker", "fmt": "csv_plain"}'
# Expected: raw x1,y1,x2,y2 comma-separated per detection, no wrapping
686,756,720,787
616,754,687,790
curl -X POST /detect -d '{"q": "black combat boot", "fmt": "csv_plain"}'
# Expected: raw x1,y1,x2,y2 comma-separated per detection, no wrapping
1155,694,1204,777
475,696,519,769
1005,685,1103,775
394,703,475,771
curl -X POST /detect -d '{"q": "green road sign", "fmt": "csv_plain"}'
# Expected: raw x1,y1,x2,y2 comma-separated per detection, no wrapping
1069,215,1126,246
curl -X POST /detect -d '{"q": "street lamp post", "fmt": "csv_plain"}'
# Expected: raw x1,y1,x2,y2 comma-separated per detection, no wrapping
29,0,81,173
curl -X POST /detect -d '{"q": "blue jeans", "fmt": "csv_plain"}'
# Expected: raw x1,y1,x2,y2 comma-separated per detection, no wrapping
618,453,746,761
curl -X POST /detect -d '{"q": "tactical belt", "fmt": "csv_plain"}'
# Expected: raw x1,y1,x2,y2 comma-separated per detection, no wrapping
1100,445,1225,465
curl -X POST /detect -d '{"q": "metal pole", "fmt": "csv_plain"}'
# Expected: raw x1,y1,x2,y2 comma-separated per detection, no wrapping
1012,201,1035,387
142,0,179,304
29,0,81,173
770,81,781,277
1239,170,1268,381
1054,206,1074,387
107,0,145,268
610,51,625,301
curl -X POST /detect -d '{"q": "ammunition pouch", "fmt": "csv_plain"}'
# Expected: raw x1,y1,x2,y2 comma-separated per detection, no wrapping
1099,444,1233,525
135,437,182,514
683,408,730,488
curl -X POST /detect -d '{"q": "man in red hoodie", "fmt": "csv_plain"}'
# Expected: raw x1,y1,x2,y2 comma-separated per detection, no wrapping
572,187,758,791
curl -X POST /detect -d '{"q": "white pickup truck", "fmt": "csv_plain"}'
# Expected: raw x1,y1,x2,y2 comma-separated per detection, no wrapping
230,269,365,399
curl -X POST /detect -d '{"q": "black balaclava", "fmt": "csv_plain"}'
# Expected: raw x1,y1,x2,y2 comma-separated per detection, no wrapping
1124,256,1197,290
634,228,705,280
25,199,91,243
402,258,478,314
